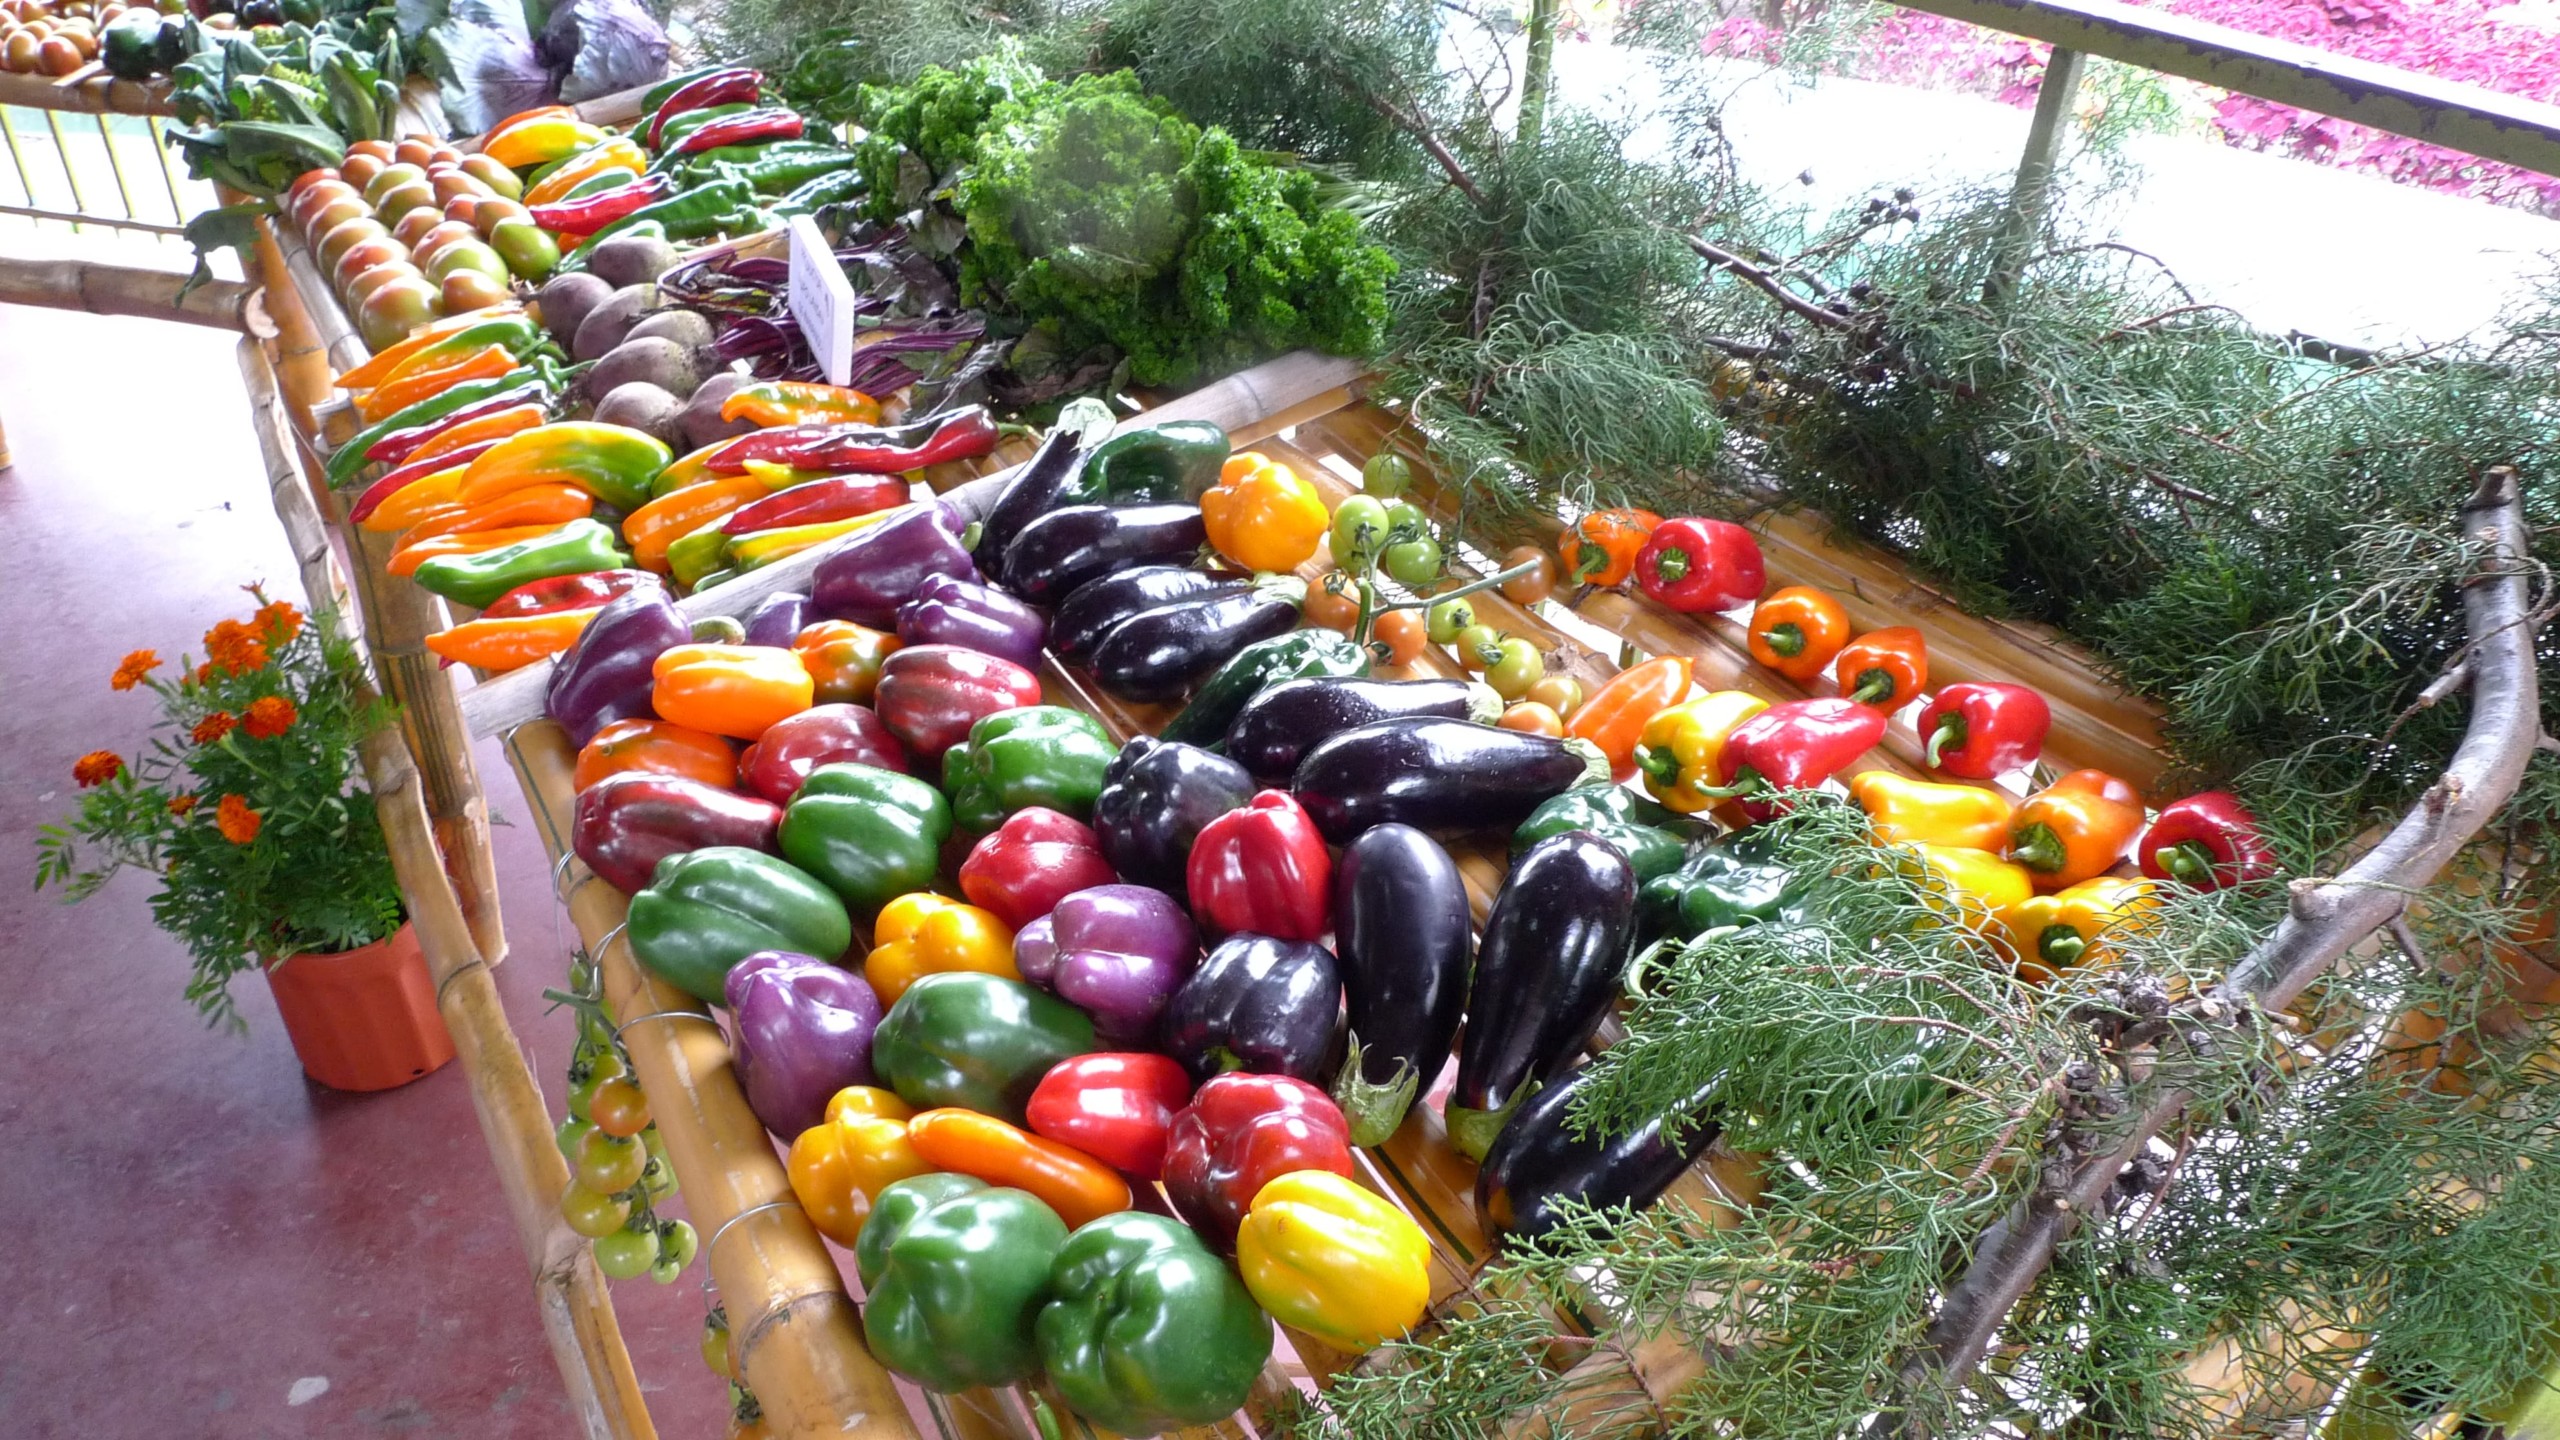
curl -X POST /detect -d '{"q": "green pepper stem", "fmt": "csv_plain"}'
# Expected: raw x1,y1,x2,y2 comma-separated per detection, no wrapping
1845,669,1896,707
2037,926,2087,969
1926,712,1965,769
1634,744,1682,786
1763,621,1805,658
2009,821,2065,874
2157,840,2219,887
1652,546,1691,584
1688,765,1770,801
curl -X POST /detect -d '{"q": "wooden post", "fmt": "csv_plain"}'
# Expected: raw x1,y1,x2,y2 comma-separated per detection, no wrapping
1985,44,2087,304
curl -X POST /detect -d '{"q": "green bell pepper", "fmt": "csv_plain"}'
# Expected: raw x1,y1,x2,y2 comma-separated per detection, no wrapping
1160,630,1371,747
871,972,1095,1124
1637,833,1808,945
1513,782,1708,883
1038,1211,1272,1435
410,518,631,610
776,762,953,916
625,846,854,1002
940,705,1118,833
1075,420,1233,504
856,1173,1067,1393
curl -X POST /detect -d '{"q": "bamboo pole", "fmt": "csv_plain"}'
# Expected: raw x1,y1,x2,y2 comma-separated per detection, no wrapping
0,254,255,329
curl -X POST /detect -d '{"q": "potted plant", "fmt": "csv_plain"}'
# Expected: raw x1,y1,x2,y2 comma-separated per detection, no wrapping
35,586,454,1091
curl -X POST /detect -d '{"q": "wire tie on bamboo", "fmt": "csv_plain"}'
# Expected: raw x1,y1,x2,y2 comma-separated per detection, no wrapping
551,850,607,906
611,1008,723,1044
700,1197,806,1296
595,921,628,958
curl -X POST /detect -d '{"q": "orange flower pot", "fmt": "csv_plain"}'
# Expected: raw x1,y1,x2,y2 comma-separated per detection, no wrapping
263,921,456,1092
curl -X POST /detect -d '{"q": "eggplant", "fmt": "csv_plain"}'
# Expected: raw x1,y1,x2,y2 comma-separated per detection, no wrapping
1088,579,1305,704
1290,717,1611,843
1159,933,1341,1085
970,429,1086,582
1445,831,1637,1161
1229,678,1500,782
1052,566,1244,666
1329,824,1472,1147
1476,1061,1721,1246
1001,503,1208,605
1090,736,1258,895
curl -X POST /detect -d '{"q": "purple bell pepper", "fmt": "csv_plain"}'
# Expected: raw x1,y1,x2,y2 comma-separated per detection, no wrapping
725,950,884,1139
896,573,1046,668
1013,884,1199,1045
546,586,693,747
810,500,979,628
742,590,815,648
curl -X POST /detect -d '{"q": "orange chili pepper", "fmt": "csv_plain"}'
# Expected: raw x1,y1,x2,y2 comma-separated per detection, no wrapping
574,717,739,792
332,309,518,390
719,380,881,429
1498,701,1565,736
353,344,518,423
404,402,547,468
648,438,732,499
624,473,768,571
387,523,564,577
2009,769,2147,891
1747,585,1853,682
904,1108,1132,1229
793,620,902,705
651,643,814,740
1566,655,1693,776
423,608,601,672
1834,626,1928,711
787,1086,932,1246
358,464,470,533
399,483,594,546
522,135,647,207
1559,507,1661,587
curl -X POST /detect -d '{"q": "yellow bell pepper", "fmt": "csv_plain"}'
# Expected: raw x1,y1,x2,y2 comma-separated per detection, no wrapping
786,1086,933,1246
1895,841,2035,953
1849,772,2017,852
865,893,1018,1004
1235,1170,1431,1353
2005,876,2157,982
523,136,647,207
1202,454,1329,573
480,107,607,171
1634,691,1770,814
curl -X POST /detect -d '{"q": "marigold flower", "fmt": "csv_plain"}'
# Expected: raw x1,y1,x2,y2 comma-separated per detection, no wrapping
256,600,304,644
111,650,161,691
168,794,199,816
241,696,299,740
192,711,237,745
215,794,262,845
203,619,269,675
194,663,215,685
72,751,123,787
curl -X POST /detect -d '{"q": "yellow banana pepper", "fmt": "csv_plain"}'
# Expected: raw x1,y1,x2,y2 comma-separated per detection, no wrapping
1202,454,1329,573
523,136,647,207
481,107,607,171
359,464,469,533
1849,772,2017,852
1235,1170,1430,1353
725,511,894,573
786,1086,933,1246
1895,841,2035,954
2005,876,2157,982
1633,691,1771,813
456,421,669,512
865,893,1018,1004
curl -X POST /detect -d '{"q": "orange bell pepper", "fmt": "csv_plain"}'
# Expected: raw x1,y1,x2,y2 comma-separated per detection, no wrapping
573,717,738,792
2009,769,2147,891
720,380,880,428
793,620,901,705
865,893,1018,1003
332,308,520,391
904,1108,1132,1229
405,403,548,469
1567,655,1694,776
399,483,594,545
624,474,768,571
650,643,814,740
1834,626,1928,712
523,135,647,207
1560,507,1661,587
1201,454,1329,573
359,464,470,533
1747,585,1852,682
787,1086,933,1246
388,523,565,577
353,344,518,423
423,608,601,672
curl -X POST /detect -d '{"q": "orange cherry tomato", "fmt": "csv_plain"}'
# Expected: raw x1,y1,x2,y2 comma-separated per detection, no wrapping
1499,701,1565,736
1371,609,1427,666
1302,573,1360,632
587,1077,652,1137
1497,546,1558,605
573,718,739,792
1526,675,1584,718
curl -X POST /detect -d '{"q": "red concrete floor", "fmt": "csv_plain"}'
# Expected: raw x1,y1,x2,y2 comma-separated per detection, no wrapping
0,301,732,1439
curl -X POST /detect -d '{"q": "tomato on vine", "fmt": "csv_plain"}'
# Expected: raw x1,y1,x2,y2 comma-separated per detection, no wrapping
1426,597,1476,644
1362,450,1413,498
1372,610,1427,666
701,1307,736,1379
593,1228,654,1280
1302,574,1360,631
1499,546,1559,605
1527,675,1584,718
1451,624,1504,673
576,1129,648,1195
588,1078,651,1138
556,1116,596,1161
561,1184,631,1239
1329,496,1391,568
1382,536,1444,589
1486,638,1547,700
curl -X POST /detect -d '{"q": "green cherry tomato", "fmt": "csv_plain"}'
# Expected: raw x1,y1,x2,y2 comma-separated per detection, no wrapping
1329,495,1390,568
1426,596,1477,644
1452,623,1504,673
577,1129,649,1195
640,1152,678,1200
1382,500,1429,539
662,1218,700,1270
561,1183,632,1239
566,1072,605,1123
1382,537,1445,589
593,1227,655,1280
556,1115,596,1161
650,1255,684,1285
1363,451,1414,498
1486,638,1547,700
701,1308,735,1379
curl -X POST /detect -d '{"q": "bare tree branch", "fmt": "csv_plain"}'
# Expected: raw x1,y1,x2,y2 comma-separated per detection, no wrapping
1685,235,1853,333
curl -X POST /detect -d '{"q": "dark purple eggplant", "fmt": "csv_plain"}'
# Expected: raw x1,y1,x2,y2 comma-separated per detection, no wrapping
1088,578,1304,705
1290,717,1610,843
1052,566,1244,666
1476,1061,1721,1246
1445,831,1636,1161
971,429,1086,583
1330,824,1472,1147
742,591,814,648
1230,677,1500,783
1158,932,1341,1085
1000,503,1207,605
1090,736,1257,895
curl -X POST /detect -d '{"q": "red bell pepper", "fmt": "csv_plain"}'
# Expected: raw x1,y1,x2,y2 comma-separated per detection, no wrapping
570,770,783,894
1186,790,1333,943
2139,791,2277,891
528,172,675,235
480,568,662,620
736,702,908,804
870,644,1043,764
348,439,502,524
1633,517,1765,613
724,475,911,537
1025,1052,1195,1181
1705,697,1888,823
644,67,763,149
364,381,549,466
957,808,1118,931
1918,681,2050,779
707,408,1001,478
671,107,806,155
1160,1072,1356,1253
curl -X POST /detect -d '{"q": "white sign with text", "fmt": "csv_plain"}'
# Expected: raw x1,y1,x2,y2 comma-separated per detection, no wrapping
786,214,855,388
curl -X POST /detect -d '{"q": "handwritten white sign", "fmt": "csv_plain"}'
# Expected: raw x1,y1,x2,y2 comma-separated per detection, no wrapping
786,214,855,388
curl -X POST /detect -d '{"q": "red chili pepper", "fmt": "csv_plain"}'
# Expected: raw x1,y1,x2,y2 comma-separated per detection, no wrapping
710,409,1001,478
2139,791,2276,891
1186,790,1333,943
1705,697,1888,823
1633,517,1766,613
1833,626,1930,711
1026,1052,1195,1181
480,568,662,620
643,67,763,149
957,807,1118,931
1917,681,2051,779
365,381,550,465
672,107,806,155
528,172,675,235
1160,1072,1356,1252
346,438,502,524
723,474,912,538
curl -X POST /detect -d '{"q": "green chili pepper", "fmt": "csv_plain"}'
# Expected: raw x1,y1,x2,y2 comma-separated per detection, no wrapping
1076,420,1233,504
564,180,757,268
408,518,630,610
856,1173,1068,1393
324,367,544,486
940,706,1119,834
773,168,867,214
733,146,862,194
1513,782,1709,883
1161,630,1371,747
776,761,954,916
625,845,854,1002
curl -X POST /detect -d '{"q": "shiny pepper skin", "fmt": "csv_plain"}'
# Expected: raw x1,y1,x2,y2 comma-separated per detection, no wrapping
866,893,1019,1004
786,1085,931,1246
957,808,1117,931
1027,1052,1194,1181
1235,1170,1430,1353
2009,769,2147,890
1161,1072,1356,1252
1633,690,1769,814
1568,656,1694,777
2006,876,2157,981
1201,454,1329,573
906,1108,1132,1229
1917,681,2051,780
650,644,814,740
1849,771,2017,852
1186,790,1334,942
1746,585,1851,681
